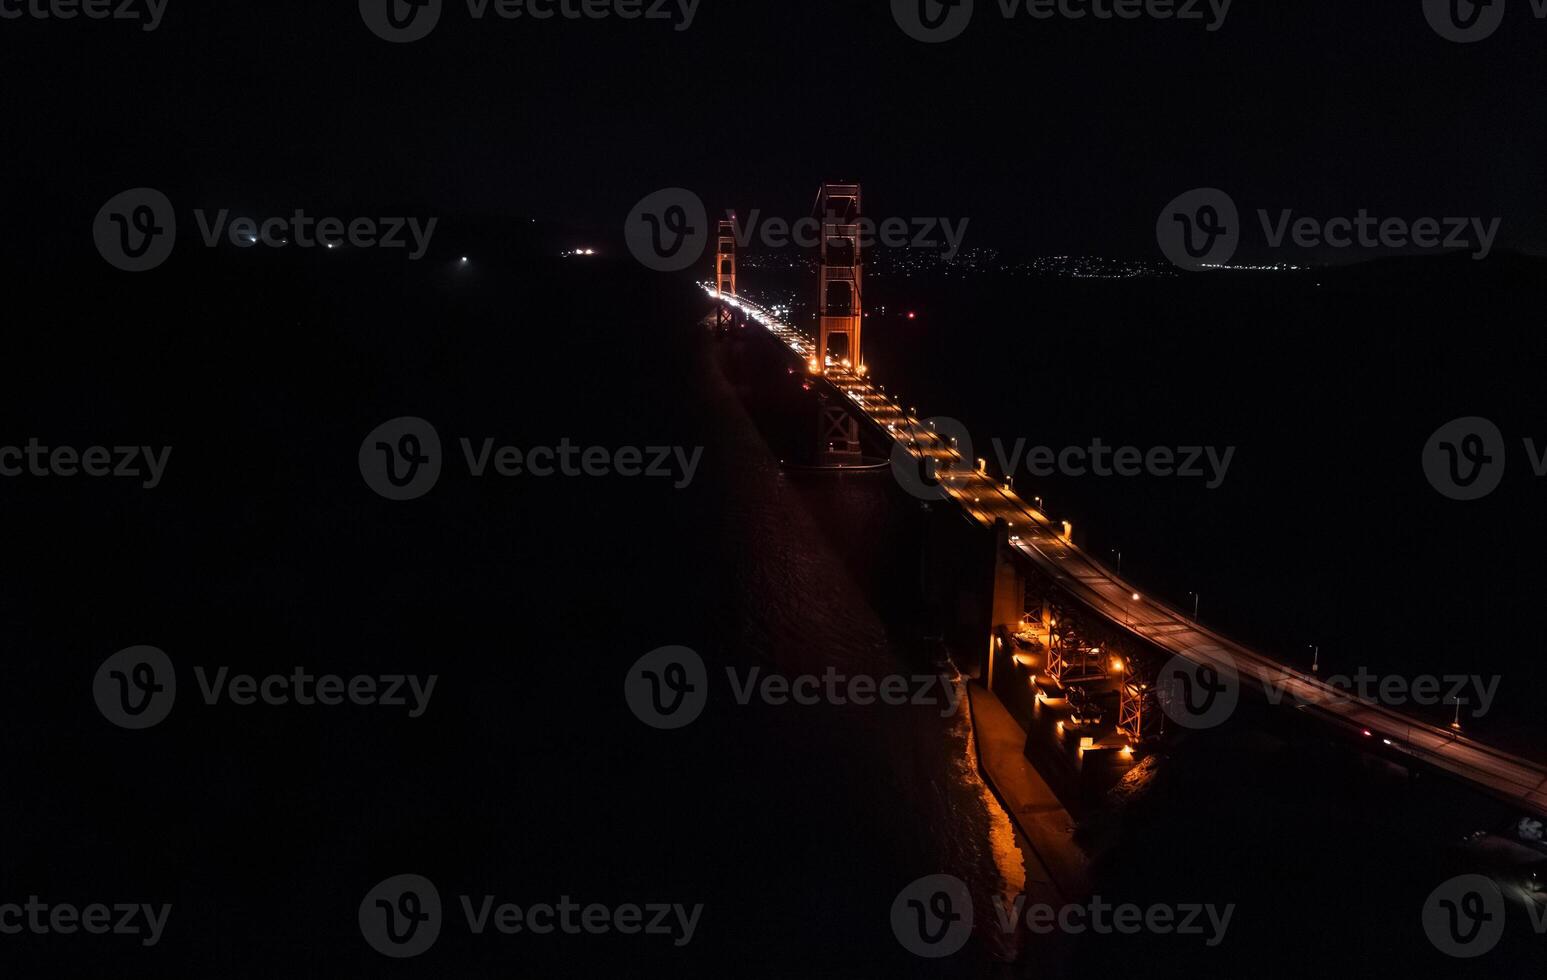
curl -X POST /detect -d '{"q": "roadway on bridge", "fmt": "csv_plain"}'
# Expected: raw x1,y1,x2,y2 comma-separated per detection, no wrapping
708,286,1547,816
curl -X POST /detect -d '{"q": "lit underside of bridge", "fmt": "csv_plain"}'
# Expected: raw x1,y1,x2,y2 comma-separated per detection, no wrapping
704,283,1547,816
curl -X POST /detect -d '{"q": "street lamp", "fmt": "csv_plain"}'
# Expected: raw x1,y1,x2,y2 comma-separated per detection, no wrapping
1128,592,1140,626
1308,644,1319,673
1451,697,1466,731
1188,591,1200,620
1111,549,1122,574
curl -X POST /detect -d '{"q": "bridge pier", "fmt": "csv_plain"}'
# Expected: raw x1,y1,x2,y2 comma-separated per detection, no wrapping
815,392,863,465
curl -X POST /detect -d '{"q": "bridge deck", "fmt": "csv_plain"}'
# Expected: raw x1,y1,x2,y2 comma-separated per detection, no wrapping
708,286,1547,816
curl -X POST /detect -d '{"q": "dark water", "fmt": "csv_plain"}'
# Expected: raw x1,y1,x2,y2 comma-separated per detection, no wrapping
0,242,1052,977
4,235,1542,976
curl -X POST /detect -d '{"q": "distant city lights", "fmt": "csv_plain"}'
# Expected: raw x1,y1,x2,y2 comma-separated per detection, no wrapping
1198,262,1304,271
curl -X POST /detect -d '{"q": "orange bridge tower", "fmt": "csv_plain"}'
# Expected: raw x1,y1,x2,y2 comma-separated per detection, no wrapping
714,217,737,330
815,183,863,374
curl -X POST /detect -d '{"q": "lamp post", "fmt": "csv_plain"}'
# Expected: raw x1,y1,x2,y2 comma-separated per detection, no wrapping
1111,549,1122,575
1309,644,1319,673
1188,591,1200,621
1451,697,1465,731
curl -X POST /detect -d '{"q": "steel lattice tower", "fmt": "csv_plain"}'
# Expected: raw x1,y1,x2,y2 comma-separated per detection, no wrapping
815,183,862,373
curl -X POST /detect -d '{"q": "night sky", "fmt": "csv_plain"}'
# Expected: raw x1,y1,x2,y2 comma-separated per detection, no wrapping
9,0,1547,260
